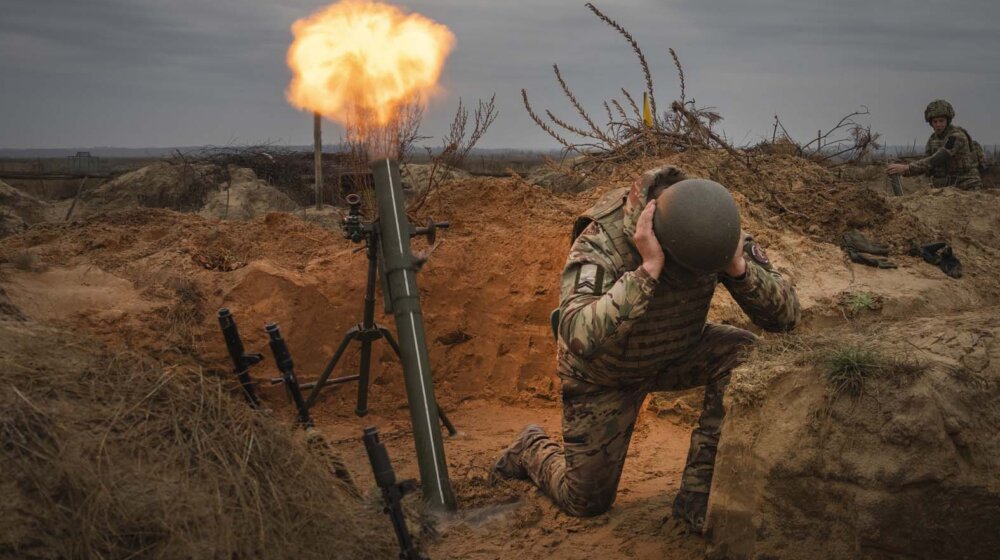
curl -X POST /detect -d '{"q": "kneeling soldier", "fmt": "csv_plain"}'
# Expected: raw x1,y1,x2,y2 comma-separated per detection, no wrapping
491,166,801,533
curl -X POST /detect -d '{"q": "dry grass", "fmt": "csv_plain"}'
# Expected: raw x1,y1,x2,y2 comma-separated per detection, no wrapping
728,334,816,408
825,345,881,396
0,321,395,559
729,331,929,406
838,291,883,319
844,292,877,313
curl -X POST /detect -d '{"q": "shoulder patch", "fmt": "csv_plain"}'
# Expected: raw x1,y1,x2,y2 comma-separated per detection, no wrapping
750,242,770,266
945,135,957,150
580,222,600,236
574,263,606,295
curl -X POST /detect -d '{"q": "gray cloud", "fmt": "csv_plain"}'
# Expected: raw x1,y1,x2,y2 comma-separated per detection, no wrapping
1,0,997,150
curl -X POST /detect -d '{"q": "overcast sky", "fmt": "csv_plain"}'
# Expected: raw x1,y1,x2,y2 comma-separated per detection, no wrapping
2,0,998,150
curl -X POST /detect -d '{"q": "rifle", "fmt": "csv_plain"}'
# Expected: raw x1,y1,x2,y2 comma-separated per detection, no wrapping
218,308,262,408
362,426,429,560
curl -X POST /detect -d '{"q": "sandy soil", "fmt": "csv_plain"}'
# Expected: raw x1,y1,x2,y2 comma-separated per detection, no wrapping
2,153,999,558
316,401,707,559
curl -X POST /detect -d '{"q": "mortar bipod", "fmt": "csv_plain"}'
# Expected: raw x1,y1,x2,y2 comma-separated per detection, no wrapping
269,196,455,436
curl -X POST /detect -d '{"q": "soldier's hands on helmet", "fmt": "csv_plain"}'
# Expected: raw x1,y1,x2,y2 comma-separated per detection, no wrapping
639,165,687,200
887,163,909,175
635,200,664,279
722,231,748,278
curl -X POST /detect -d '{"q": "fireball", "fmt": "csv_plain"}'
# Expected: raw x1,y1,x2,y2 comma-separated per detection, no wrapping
285,0,455,128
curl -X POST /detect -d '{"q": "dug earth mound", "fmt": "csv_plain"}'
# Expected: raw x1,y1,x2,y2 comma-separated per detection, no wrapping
711,313,1000,560
2,151,999,558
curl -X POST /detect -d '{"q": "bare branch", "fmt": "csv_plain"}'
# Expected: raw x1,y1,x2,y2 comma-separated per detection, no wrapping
611,99,629,121
669,48,686,105
552,64,615,146
545,109,600,140
521,88,574,150
621,88,642,119
586,3,657,123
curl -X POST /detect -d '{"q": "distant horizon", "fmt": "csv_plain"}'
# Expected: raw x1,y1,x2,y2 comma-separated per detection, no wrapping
3,142,996,160
0,145,565,159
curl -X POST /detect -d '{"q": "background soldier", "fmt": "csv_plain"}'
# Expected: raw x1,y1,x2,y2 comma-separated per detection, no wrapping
491,166,800,533
887,99,983,190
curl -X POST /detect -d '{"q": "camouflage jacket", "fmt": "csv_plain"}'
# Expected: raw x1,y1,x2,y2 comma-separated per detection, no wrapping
556,182,801,387
905,125,982,189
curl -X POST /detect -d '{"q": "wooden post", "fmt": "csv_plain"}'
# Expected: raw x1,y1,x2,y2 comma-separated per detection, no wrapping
314,112,323,210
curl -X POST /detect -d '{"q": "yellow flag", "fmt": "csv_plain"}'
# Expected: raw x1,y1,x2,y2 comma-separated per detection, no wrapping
642,92,653,128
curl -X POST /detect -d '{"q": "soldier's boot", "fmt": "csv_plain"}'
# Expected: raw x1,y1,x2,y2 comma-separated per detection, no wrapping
842,229,890,256
939,246,963,278
671,488,709,534
490,424,549,484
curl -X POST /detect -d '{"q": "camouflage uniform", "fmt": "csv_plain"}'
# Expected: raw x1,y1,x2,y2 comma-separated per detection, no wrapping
906,99,983,189
496,175,800,518
905,126,982,190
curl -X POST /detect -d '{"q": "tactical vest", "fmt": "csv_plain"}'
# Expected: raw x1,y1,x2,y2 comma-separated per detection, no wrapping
563,187,718,386
572,187,637,270
926,126,982,187
959,127,988,172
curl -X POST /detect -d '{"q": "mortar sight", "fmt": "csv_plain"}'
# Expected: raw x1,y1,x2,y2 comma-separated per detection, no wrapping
341,193,365,242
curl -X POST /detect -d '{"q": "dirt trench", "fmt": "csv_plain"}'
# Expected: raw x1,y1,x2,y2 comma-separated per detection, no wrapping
2,154,1000,558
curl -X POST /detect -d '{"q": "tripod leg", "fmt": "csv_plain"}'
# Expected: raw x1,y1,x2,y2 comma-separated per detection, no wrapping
379,327,404,359
438,407,457,437
382,326,455,435
356,336,374,417
305,329,358,409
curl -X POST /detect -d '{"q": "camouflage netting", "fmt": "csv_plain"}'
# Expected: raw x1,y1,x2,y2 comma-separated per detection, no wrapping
0,319,395,560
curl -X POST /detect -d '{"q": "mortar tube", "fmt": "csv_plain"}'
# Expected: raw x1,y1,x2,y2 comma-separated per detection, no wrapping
370,157,456,511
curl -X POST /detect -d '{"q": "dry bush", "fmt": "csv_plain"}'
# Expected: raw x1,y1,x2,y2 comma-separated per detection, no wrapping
521,3,740,179
152,157,225,211
0,322,396,559
436,94,500,171
764,108,882,165
522,3,884,189
410,94,499,211
173,145,318,206
342,97,429,214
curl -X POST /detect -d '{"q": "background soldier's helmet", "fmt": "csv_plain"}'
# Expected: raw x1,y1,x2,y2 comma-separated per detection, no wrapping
924,99,955,123
652,179,741,273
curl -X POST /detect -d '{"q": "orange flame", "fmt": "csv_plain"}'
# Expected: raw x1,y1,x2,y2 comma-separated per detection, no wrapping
285,0,455,128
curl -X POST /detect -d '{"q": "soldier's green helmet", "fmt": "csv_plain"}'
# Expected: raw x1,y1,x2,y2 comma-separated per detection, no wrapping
924,99,955,123
652,179,741,273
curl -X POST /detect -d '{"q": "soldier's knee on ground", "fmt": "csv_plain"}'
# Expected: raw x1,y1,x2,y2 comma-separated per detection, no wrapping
563,491,616,517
